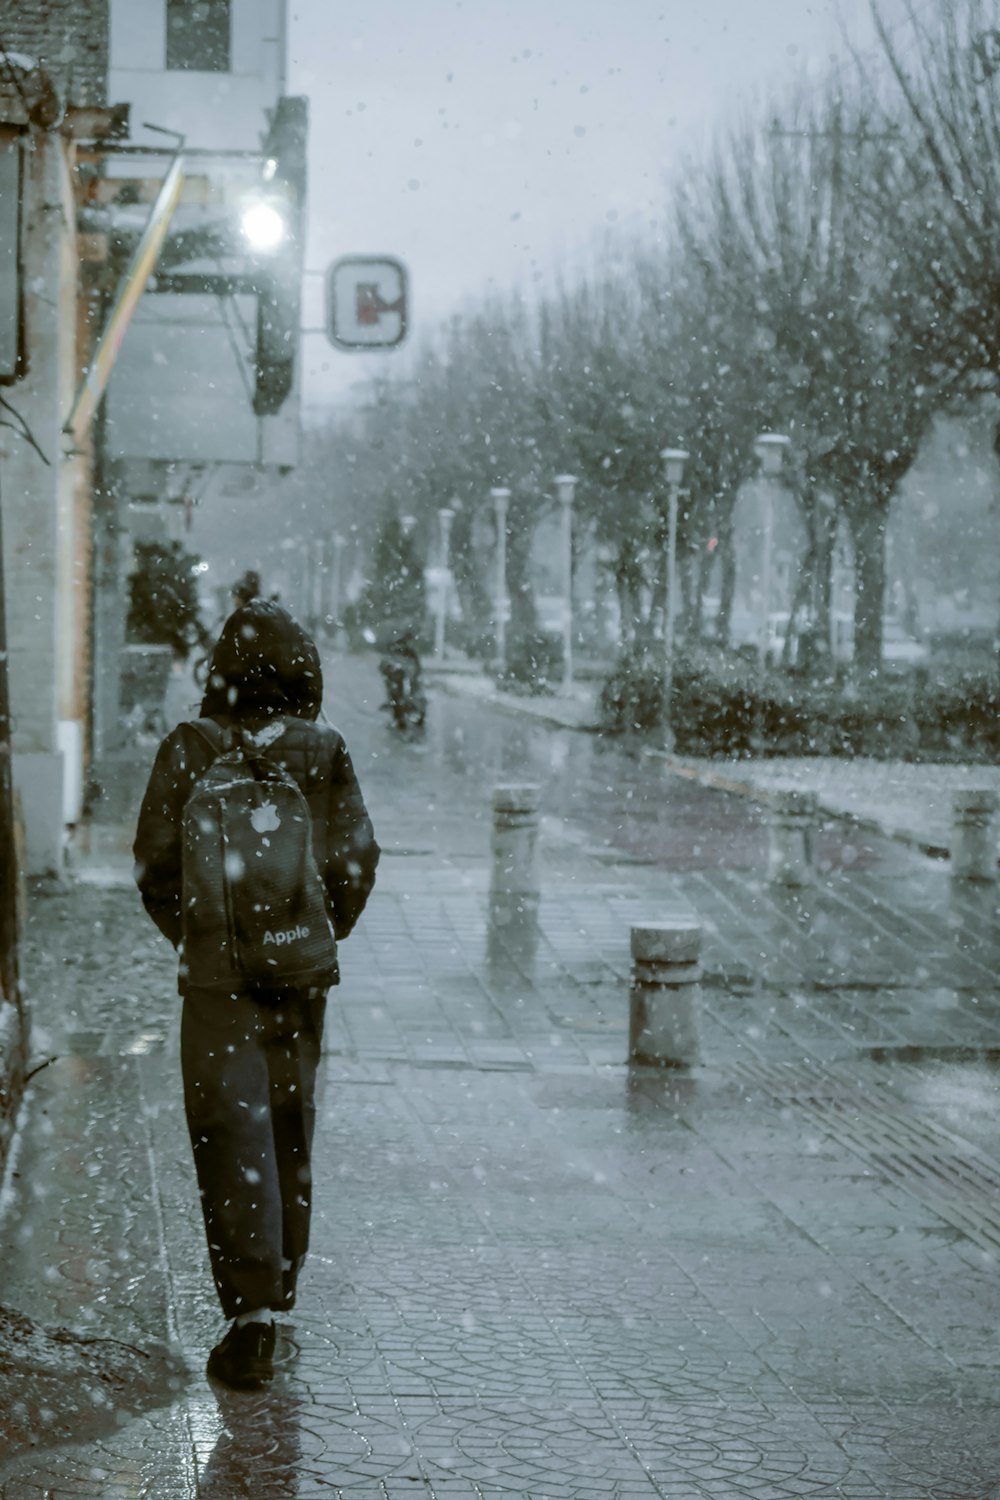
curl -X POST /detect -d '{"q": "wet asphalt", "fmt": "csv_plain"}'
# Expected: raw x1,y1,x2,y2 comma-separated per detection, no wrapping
1,652,999,1498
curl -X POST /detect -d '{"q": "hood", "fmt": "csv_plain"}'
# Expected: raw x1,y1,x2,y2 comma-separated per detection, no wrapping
199,599,323,721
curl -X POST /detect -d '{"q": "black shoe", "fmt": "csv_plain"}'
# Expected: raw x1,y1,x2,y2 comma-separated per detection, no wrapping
206,1320,275,1390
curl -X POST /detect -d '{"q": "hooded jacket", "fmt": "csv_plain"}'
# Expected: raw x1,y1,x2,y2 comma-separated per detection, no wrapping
133,600,379,964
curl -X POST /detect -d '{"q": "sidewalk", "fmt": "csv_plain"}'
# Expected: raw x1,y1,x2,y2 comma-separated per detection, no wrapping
427,660,601,732
2,654,999,1497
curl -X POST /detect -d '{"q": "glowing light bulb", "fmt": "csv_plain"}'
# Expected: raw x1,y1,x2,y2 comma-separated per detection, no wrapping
241,200,286,252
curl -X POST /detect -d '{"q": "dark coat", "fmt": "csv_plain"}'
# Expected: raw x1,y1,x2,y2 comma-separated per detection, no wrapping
133,601,379,957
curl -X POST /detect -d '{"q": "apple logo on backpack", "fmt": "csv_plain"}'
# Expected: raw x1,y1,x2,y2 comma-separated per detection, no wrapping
250,801,281,834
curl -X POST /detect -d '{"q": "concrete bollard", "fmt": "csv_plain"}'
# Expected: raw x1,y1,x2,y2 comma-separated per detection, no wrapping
951,789,998,881
629,922,702,1067
768,790,817,887
491,784,541,900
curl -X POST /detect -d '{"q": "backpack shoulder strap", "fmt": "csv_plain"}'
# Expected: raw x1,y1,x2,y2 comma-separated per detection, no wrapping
243,715,289,757
187,718,235,759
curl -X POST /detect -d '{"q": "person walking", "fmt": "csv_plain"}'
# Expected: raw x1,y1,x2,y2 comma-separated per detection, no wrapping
133,598,379,1390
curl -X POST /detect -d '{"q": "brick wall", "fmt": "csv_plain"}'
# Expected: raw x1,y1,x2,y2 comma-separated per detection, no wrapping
1,0,109,108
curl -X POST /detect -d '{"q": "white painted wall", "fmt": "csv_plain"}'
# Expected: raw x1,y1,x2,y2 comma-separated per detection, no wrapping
104,292,300,467
103,0,299,469
2,133,83,873
109,0,286,149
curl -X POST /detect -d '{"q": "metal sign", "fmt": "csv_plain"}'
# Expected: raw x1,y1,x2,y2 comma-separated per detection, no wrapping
64,154,185,446
326,256,407,350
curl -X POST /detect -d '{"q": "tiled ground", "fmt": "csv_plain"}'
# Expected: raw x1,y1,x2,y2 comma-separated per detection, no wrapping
2,656,1000,1497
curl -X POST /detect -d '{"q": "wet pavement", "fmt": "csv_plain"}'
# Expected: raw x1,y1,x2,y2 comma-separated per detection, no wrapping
2,653,1000,1497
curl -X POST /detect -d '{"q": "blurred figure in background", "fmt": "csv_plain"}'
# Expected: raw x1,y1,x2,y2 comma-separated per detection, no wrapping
231,569,263,610
378,626,426,735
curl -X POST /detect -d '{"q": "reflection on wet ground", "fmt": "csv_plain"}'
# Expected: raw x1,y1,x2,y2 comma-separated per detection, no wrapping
356,684,923,875
485,892,541,986
196,1387,303,1499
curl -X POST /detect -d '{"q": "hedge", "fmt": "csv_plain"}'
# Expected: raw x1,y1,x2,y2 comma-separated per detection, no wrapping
598,646,1000,761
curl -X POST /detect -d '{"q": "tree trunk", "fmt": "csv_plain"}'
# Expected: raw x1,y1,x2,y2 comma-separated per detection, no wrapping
794,487,837,676
506,495,538,640
812,496,836,651
785,551,813,667
450,508,494,653
615,564,633,650
678,545,699,644
694,539,716,643
718,517,737,647
617,540,651,648
848,496,889,677
644,542,666,649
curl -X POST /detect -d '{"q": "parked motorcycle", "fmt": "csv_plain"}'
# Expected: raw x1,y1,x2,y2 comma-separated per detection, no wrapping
379,635,427,736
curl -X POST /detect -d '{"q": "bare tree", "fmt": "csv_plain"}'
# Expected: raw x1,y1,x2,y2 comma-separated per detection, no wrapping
534,274,668,646
328,52,958,681
322,297,554,656
868,0,1000,385
672,88,943,673
867,0,1000,654
632,229,766,647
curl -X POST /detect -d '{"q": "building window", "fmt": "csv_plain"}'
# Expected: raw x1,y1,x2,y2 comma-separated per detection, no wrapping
166,0,231,72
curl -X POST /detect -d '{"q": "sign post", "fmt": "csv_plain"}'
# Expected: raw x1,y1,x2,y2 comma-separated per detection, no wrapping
64,154,185,446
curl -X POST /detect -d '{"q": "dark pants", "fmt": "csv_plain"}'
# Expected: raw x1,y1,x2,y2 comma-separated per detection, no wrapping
181,985,326,1319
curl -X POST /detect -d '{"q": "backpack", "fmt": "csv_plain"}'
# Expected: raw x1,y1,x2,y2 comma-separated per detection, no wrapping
180,718,339,991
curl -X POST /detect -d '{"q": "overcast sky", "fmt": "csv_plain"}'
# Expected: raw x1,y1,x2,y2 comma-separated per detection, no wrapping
288,0,907,420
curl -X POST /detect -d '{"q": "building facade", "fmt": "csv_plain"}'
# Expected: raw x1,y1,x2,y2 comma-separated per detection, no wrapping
1,3,117,872
0,0,303,872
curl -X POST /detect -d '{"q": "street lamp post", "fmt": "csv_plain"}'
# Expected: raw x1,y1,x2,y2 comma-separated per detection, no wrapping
328,532,346,640
305,543,319,636
753,433,790,669
490,487,511,671
435,506,455,662
316,537,330,635
555,474,577,690
659,447,689,741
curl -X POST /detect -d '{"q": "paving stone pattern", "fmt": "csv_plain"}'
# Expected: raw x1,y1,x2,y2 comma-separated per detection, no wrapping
2,656,1000,1497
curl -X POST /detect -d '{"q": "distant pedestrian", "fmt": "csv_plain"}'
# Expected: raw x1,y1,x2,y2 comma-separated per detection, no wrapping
133,598,379,1390
231,569,263,610
378,626,426,734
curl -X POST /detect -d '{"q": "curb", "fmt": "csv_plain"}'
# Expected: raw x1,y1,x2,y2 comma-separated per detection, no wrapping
0,995,28,1178
430,673,601,733
429,670,955,863
642,747,953,862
